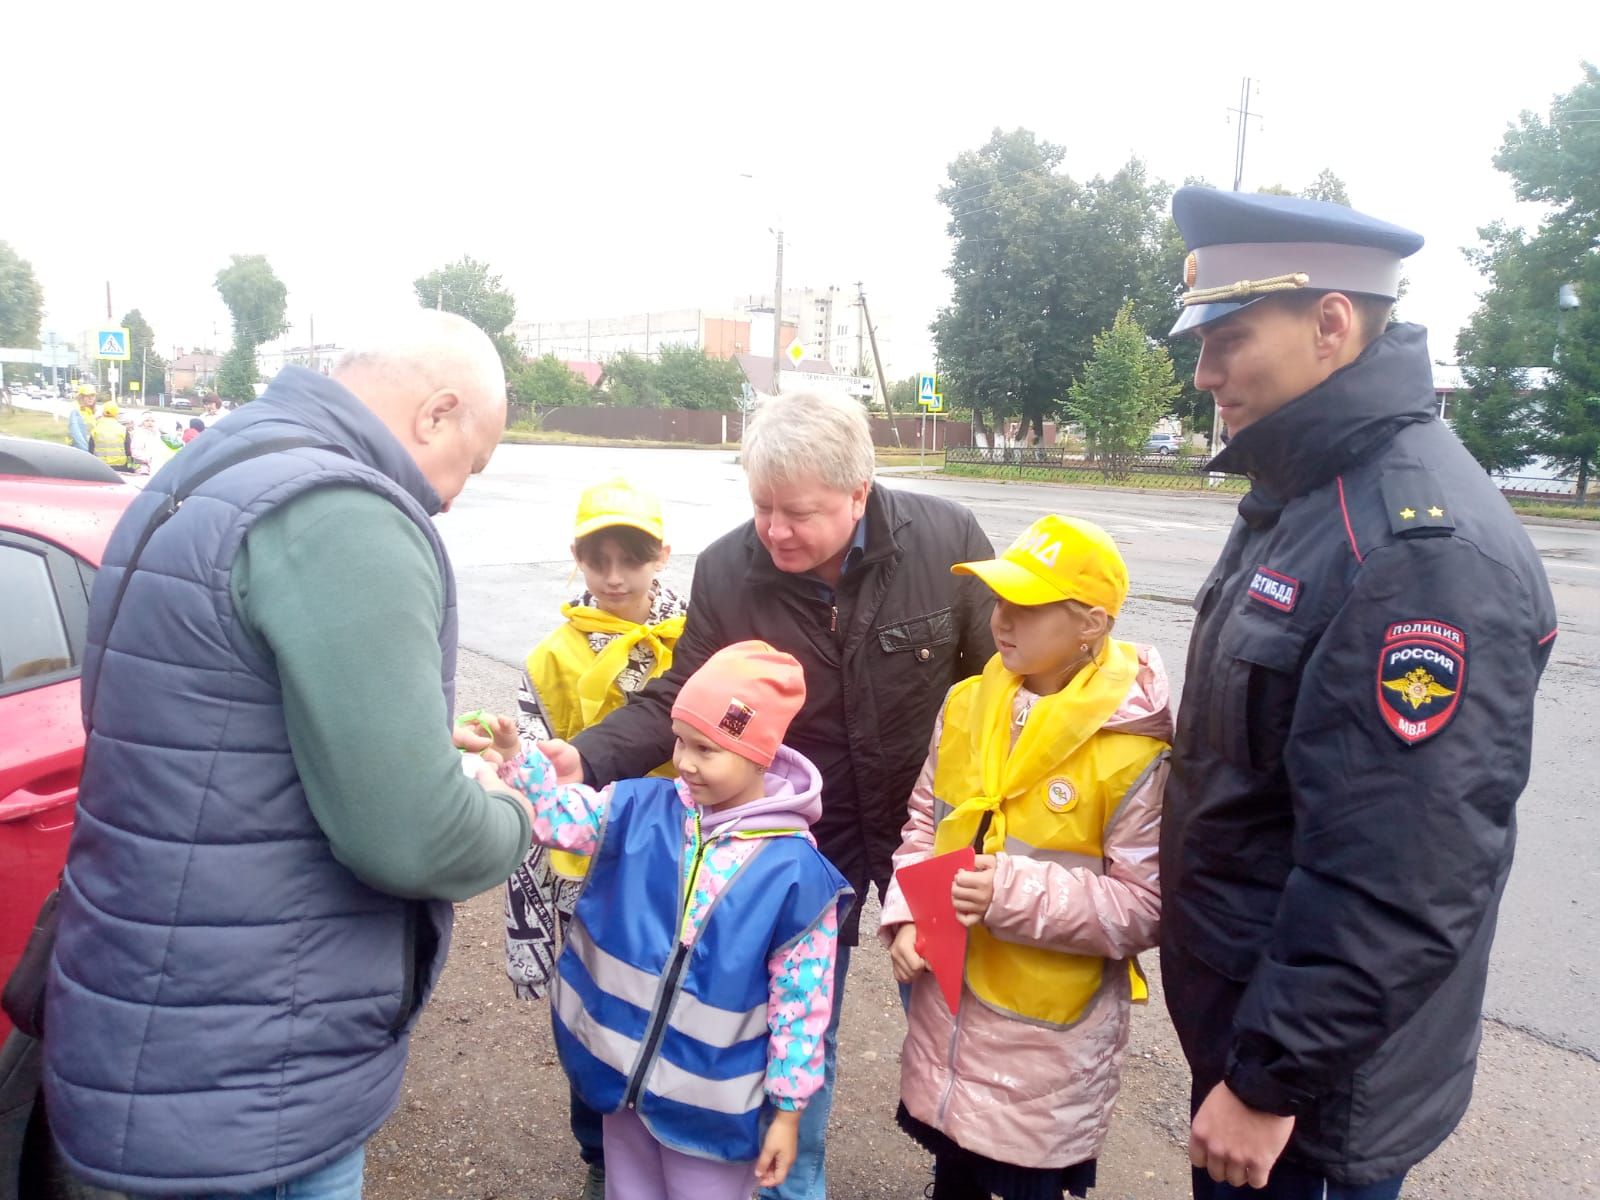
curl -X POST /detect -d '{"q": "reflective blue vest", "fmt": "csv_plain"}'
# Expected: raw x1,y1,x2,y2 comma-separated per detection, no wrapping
552,778,851,1162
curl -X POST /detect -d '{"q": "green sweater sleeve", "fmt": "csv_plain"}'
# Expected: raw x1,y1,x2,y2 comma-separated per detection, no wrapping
231,485,530,901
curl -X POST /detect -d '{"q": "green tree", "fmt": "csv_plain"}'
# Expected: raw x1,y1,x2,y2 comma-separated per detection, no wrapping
1257,171,1352,206
597,352,662,407
508,354,592,416
214,254,287,403
414,256,518,370
1537,260,1600,500
216,343,258,402
215,254,289,346
1,241,44,384
1457,63,1600,484
1066,302,1182,480
119,308,167,399
885,374,921,413
653,345,744,410
932,129,1176,445
1301,169,1352,206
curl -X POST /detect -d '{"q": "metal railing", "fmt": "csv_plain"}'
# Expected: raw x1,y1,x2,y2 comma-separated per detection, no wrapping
943,445,1246,491
1493,475,1588,505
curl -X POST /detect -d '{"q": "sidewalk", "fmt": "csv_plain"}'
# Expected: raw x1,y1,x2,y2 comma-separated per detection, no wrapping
359,648,1600,1199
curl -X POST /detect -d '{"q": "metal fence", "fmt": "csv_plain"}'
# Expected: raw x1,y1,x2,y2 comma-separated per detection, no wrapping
943,445,1248,491
944,449,1591,507
1493,475,1589,505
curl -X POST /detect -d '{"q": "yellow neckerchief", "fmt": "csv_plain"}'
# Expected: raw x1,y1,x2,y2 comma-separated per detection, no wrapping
561,602,687,728
933,639,1141,858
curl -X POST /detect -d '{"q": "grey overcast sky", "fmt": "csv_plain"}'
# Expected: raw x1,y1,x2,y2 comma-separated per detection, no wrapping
8,1,1597,377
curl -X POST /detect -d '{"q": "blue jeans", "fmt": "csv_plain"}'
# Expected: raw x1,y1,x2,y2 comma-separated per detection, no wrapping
760,943,850,1200
137,1146,366,1200
1195,1160,1405,1199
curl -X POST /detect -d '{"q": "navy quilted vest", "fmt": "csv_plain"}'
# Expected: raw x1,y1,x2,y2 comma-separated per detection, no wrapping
43,367,459,1194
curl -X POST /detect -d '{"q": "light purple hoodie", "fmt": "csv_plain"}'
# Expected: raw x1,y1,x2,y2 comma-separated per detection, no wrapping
697,744,823,838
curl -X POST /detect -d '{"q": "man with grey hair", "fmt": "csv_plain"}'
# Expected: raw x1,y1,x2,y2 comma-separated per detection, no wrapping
560,390,996,1200
43,310,535,1199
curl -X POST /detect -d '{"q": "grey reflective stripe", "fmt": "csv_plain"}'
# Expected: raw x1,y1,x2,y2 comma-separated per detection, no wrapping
648,1055,765,1116
566,922,659,1011
1106,749,1169,831
553,976,641,1078
933,796,953,825
669,990,767,1050
1002,835,1103,876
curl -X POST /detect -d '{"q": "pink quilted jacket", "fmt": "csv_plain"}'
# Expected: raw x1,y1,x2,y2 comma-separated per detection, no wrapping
878,645,1173,1170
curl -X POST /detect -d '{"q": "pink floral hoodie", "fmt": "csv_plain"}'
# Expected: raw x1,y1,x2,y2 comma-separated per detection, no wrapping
878,645,1173,1169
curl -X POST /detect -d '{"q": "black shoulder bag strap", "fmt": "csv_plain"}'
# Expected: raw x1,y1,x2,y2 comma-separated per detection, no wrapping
2,434,342,1039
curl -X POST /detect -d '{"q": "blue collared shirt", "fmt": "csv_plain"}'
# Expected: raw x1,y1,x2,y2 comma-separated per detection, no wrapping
810,519,868,603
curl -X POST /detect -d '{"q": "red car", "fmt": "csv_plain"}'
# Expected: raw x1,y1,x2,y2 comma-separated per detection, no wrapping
1,437,136,1034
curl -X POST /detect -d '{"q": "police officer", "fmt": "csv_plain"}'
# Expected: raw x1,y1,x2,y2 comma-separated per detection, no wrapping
1159,187,1558,1199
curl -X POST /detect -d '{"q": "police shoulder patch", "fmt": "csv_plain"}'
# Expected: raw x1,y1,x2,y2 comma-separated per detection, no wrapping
1377,620,1466,746
1247,565,1299,612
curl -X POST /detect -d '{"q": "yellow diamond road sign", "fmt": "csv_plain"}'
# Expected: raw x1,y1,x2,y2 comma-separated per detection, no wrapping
786,341,807,366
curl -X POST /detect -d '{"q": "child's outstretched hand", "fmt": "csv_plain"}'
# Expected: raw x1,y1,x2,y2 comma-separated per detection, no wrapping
889,923,928,984
453,711,519,764
756,1108,800,1188
951,854,998,927
537,739,584,786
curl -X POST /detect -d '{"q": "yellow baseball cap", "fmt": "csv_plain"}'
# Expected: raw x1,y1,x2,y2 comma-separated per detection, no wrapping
574,478,665,542
953,514,1129,615
102,402,119,417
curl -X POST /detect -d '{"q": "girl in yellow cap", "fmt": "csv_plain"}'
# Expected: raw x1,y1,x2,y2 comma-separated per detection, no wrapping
879,514,1174,1200
502,476,687,1197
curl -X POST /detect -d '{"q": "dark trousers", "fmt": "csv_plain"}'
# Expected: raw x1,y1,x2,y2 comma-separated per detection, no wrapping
571,1083,604,1167
1192,1162,1405,1199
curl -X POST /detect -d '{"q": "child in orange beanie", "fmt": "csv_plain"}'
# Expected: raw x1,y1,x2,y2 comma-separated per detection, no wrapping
461,642,852,1200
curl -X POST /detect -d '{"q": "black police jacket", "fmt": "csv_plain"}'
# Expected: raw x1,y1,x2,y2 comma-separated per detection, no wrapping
573,483,996,943
1160,324,1558,1184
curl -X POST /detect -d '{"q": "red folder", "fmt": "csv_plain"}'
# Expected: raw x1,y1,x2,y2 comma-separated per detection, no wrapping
894,847,974,1013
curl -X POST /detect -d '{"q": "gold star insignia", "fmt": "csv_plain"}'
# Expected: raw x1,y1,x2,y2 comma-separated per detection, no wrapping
1399,507,1416,520
1428,505,1444,518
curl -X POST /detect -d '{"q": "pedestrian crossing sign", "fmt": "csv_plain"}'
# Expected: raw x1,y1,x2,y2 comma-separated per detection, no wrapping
96,328,131,360
918,373,936,406
928,392,944,413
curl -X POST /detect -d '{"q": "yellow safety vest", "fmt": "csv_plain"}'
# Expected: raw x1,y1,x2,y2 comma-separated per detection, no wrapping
91,417,128,467
931,646,1167,1027
527,603,686,878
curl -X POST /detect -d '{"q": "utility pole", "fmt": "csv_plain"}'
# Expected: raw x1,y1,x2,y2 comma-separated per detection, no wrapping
771,229,784,394
854,283,866,375
1213,77,1265,462
1228,77,1262,192
858,285,902,447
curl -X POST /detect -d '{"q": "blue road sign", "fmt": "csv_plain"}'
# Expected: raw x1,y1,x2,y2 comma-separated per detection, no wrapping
918,373,936,406
96,328,131,360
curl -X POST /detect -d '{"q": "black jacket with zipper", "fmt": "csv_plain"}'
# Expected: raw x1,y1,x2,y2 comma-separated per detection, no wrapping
1159,324,1557,1184
574,483,995,942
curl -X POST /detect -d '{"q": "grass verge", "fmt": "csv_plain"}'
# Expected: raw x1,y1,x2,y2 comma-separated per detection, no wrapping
0,408,70,442
942,461,1250,495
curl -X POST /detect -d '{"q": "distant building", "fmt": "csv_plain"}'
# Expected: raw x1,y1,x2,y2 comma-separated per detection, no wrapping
510,285,892,381
169,352,222,394
256,341,344,379
1430,362,1555,421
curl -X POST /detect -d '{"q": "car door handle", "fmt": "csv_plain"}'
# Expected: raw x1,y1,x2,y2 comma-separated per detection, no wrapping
0,776,78,823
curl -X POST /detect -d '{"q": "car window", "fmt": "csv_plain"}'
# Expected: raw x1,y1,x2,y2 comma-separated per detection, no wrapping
0,543,73,689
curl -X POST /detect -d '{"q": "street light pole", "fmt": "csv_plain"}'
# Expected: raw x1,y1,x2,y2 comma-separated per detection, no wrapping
771,228,784,395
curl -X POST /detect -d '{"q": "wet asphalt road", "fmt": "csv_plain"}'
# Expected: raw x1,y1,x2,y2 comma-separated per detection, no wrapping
438,443,1600,1060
